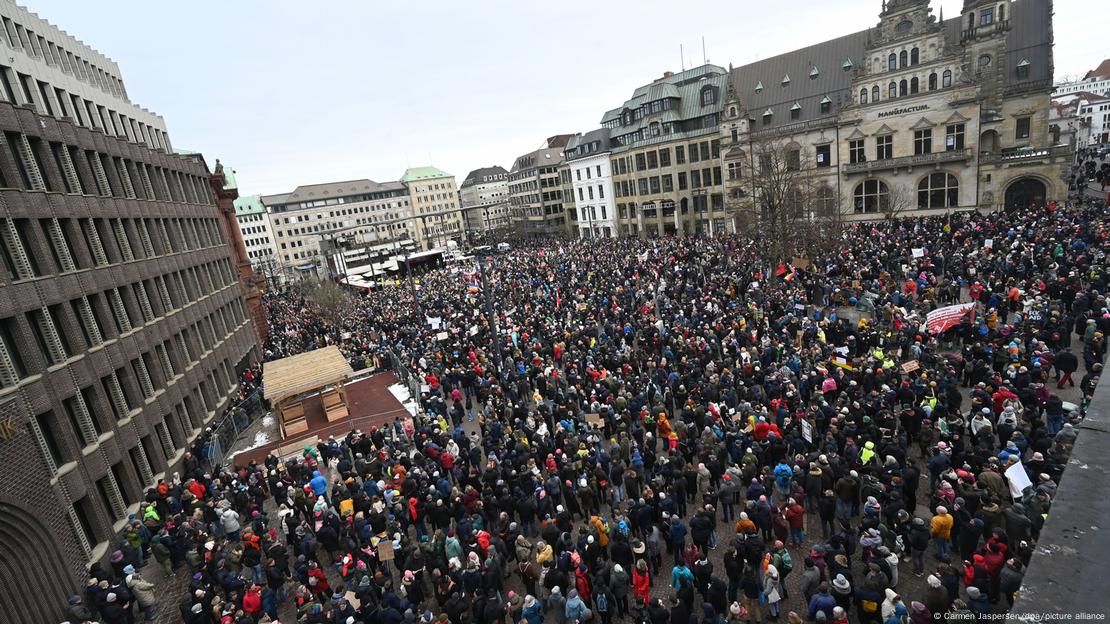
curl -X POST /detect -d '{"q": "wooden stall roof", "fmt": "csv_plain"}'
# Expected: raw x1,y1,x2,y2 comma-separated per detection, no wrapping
263,346,354,404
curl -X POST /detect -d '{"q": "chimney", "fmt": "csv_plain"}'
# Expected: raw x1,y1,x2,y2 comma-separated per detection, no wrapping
663,71,675,78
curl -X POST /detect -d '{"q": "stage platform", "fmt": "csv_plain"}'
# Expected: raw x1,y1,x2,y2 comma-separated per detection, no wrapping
229,371,412,465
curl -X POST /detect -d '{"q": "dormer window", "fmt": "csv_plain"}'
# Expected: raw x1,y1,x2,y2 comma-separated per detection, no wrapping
754,81,763,93
762,109,773,125
701,87,716,106
1016,58,1031,79
842,58,854,71
820,96,832,114
729,106,738,118
790,102,801,120
782,74,791,86
810,66,819,79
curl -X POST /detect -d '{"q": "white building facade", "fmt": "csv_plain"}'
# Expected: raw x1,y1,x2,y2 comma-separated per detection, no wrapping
233,195,277,265
565,130,617,238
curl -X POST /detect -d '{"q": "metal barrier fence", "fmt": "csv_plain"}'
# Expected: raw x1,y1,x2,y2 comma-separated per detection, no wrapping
386,348,423,414
205,388,266,467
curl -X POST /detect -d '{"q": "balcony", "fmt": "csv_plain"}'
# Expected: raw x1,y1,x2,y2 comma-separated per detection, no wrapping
979,145,1072,166
842,148,973,175
960,19,1010,43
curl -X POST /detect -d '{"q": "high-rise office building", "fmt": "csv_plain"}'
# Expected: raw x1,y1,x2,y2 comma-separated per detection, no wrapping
0,4,258,622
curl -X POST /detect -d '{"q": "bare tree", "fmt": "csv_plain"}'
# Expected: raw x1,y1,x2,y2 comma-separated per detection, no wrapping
879,183,915,221
726,136,842,264
307,280,354,327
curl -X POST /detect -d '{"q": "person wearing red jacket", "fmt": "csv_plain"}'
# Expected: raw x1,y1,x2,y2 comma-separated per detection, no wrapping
784,498,806,546
242,584,262,620
633,559,652,604
992,386,1018,414
306,561,330,599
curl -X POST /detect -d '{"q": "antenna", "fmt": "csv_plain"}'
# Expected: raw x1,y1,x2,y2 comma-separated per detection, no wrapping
702,36,708,65
680,44,685,71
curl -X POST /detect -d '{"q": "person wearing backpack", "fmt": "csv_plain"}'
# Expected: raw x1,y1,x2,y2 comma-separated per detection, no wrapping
770,541,793,599
594,585,613,624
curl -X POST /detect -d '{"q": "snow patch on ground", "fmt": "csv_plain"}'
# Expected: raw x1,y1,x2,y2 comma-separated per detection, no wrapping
388,383,420,416
262,414,275,427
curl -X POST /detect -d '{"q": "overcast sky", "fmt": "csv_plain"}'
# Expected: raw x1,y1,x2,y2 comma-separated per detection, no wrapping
41,0,1102,195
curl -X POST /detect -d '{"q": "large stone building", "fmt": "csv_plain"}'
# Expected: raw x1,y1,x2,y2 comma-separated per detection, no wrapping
508,135,574,237
400,166,464,249
0,4,258,621
564,129,618,238
722,0,1067,221
603,65,730,237
261,180,413,276
459,165,510,232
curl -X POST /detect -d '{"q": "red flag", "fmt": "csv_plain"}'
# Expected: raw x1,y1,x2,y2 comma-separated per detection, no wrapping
775,261,787,277
926,303,975,334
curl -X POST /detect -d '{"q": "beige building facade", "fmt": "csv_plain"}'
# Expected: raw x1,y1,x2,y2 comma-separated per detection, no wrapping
401,166,464,249
722,0,1068,223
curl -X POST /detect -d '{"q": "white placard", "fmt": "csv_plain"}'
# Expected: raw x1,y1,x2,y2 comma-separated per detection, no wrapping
801,420,813,443
1005,461,1033,499
912,248,925,258
984,239,993,249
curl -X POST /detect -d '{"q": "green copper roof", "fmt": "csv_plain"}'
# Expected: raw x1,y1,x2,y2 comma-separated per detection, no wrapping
400,166,452,183
234,194,265,216
221,165,238,190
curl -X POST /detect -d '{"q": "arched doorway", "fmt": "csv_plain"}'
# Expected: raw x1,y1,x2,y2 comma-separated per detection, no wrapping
0,501,77,623
1004,177,1047,212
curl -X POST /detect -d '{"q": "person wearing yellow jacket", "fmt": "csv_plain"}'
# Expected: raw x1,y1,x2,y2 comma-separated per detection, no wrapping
930,505,954,560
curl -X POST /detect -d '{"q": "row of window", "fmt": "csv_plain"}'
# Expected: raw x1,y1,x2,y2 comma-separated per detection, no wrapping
613,140,722,177
615,194,725,219
884,48,921,72
613,115,719,147
614,166,724,198
31,353,243,547
0,15,126,101
848,123,967,163
0,214,224,282
852,174,960,213
576,184,606,202
574,164,604,181
0,63,168,153
0,269,240,390
0,129,207,207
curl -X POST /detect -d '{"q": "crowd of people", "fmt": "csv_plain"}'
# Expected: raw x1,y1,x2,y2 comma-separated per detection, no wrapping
64,200,1108,624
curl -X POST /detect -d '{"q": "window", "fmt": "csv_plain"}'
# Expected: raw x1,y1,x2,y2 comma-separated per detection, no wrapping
816,144,831,167
727,162,740,180
942,70,952,88
691,170,702,188
1016,60,1030,79
689,144,699,163
889,82,897,99
980,7,994,25
816,186,837,217
872,86,880,102
876,135,893,160
675,146,685,164
790,104,801,120
649,177,660,194
786,149,801,171
998,4,1005,21
659,148,670,167
758,154,772,176
914,129,933,155
635,153,646,171
1016,116,1031,140
917,173,959,209
638,179,648,195
763,110,772,125
910,77,919,94
820,97,831,114
662,174,674,191
945,123,965,150
899,51,908,68
911,48,920,65
646,151,658,169
979,55,992,70
678,172,688,190
899,80,908,96
929,73,938,90
849,139,866,164
888,53,897,71
853,179,889,213
701,88,715,106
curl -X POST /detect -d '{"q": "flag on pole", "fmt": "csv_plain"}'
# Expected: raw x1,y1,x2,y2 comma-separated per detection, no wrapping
784,268,797,282
775,261,787,277
926,302,975,334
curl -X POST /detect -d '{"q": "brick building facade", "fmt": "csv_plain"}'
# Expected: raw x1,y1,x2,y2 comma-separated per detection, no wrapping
0,97,257,623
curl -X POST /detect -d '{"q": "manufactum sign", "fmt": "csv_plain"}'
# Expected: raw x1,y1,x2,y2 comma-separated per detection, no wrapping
878,104,930,118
